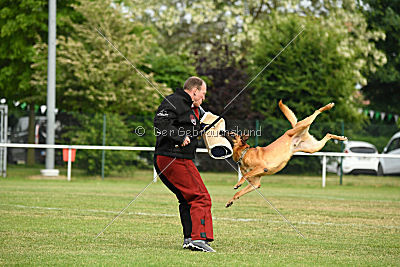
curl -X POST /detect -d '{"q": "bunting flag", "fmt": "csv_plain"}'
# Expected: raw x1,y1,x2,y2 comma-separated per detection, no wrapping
360,108,399,124
369,110,374,119
40,105,47,114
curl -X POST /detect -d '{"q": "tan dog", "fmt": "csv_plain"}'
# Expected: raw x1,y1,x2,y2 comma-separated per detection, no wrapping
224,100,347,208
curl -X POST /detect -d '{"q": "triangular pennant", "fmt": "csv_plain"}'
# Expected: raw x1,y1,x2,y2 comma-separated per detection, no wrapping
357,108,363,114
380,112,386,120
395,115,399,123
375,111,380,120
388,114,393,121
369,110,375,119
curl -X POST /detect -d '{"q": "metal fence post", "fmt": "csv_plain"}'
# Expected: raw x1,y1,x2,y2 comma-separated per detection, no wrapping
339,120,344,185
255,119,259,146
0,105,7,177
67,147,72,182
322,155,326,188
101,114,106,180
153,167,158,182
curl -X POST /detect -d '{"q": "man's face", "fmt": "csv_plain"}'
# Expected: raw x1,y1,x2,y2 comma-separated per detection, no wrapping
193,83,207,107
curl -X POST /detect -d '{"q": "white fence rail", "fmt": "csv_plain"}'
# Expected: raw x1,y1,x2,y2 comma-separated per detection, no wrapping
1,143,400,187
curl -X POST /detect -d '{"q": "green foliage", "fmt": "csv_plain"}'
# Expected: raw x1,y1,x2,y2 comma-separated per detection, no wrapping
63,113,136,175
125,115,156,147
0,0,78,164
31,0,172,114
123,0,283,120
143,49,196,90
248,11,385,124
359,0,400,114
2,0,396,160
0,0,77,104
0,0,46,102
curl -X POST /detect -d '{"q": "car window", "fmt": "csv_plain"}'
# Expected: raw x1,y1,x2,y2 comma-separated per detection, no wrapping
349,147,376,153
387,138,400,152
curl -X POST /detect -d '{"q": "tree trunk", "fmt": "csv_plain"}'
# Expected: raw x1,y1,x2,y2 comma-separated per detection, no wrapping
26,104,35,165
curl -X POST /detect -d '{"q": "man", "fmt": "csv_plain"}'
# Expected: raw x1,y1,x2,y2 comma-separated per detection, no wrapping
153,76,215,252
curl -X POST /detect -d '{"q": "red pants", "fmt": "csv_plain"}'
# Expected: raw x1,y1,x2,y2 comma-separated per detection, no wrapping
154,155,214,241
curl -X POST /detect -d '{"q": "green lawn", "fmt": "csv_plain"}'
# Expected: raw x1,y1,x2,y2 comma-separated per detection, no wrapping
1,166,399,266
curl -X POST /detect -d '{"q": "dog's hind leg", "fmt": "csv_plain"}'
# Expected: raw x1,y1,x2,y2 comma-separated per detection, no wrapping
226,177,261,208
298,103,334,127
286,102,335,137
295,133,347,153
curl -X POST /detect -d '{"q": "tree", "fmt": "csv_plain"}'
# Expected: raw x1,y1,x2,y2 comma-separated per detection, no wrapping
0,0,77,164
0,0,47,103
248,10,386,124
31,0,172,115
122,0,289,119
142,49,197,92
63,112,135,175
358,0,400,115
124,0,276,56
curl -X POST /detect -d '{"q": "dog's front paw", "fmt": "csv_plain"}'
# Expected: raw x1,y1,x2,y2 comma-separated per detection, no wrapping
233,184,242,190
225,201,233,208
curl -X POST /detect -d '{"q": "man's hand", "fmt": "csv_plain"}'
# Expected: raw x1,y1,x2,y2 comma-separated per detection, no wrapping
182,136,191,147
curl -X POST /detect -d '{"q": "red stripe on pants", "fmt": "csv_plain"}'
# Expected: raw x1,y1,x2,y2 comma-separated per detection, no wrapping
156,155,214,241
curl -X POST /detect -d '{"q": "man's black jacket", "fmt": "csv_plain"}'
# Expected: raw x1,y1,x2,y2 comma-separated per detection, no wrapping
154,88,205,159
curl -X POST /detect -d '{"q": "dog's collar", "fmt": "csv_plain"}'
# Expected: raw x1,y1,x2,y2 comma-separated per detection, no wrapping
236,147,249,166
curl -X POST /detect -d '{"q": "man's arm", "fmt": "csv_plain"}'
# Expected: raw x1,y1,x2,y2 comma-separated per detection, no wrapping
154,102,186,144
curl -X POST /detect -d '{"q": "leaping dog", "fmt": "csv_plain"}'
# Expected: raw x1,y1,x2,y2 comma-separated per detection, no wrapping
223,100,347,208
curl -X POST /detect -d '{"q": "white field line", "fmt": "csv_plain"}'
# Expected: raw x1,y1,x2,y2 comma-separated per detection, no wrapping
267,193,400,203
1,203,399,230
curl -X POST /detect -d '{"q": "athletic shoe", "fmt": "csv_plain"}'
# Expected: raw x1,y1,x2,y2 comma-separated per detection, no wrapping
182,238,192,249
188,240,216,252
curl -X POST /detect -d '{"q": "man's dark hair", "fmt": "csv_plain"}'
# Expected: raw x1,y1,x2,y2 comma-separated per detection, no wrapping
183,76,204,91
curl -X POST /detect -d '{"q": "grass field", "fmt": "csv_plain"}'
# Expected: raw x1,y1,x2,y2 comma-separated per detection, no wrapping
1,166,399,266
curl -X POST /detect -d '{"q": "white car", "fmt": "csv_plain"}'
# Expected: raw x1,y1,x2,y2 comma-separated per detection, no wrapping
378,132,400,176
326,141,379,175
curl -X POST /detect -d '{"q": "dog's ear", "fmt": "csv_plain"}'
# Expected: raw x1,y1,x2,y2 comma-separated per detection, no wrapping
228,131,238,138
241,135,249,144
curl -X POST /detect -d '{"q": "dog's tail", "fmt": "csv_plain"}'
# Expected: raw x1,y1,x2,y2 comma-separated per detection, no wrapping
279,100,297,128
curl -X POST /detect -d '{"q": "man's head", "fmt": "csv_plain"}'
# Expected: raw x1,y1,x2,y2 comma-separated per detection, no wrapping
183,76,207,107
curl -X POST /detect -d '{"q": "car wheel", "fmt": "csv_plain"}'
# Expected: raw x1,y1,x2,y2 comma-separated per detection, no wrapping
377,163,384,176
